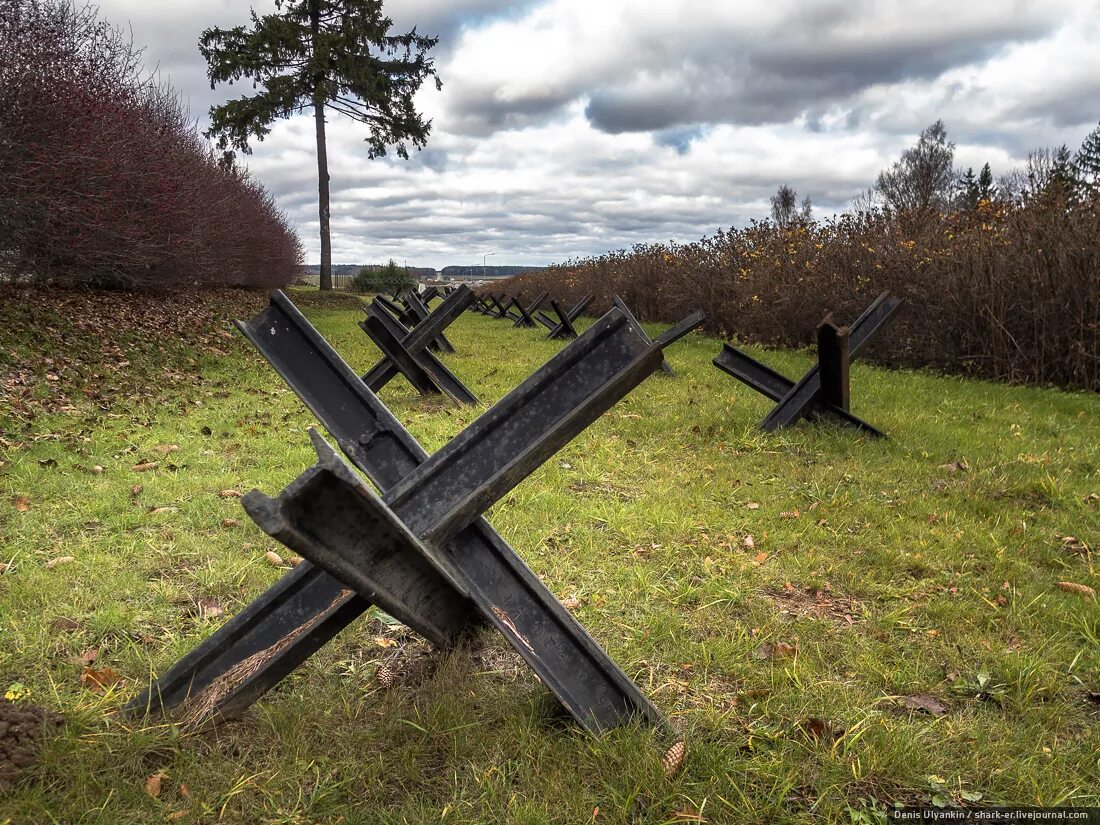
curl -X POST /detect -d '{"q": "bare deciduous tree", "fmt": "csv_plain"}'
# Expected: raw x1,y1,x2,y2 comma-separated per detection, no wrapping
770,184,812,227
873,120,956,215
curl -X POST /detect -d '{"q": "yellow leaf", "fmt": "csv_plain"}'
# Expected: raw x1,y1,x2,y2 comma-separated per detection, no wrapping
80,665,122,693
145,771,165,798
374,636,398,649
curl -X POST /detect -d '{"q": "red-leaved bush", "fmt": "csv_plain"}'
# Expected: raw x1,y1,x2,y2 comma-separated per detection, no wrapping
0,0,302,289
493,198,1100,391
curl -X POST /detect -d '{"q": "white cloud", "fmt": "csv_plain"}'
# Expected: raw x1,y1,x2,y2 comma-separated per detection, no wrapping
94,0,1100,268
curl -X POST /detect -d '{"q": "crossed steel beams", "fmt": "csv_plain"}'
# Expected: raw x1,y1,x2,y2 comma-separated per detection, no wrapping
536,295,593,340
374,292,455,353
128,291,704,732
358,286,478,405
713,291,901,435
504,291,549,327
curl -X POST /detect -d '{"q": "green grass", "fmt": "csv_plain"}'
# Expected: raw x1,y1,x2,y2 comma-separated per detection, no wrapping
1,293,1098,824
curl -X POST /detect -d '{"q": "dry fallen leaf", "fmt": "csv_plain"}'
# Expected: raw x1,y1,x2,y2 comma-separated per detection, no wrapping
0,562,8,575
746,502,760,510
798,717,844,743
899,694,947,716
218,489,241,499
561,597,582,610
288,556,303,567
374,636,398,649
12,496,30,512
80,665,122,693
222,518,240,528
91,465,104,474
51,617,81,632
145,771,166,798
77,647,99,666
154,444,180,454
179,782,191,801
1056,581,1096,599
264,550,285,567
779,510,800,519
197,598,223,619
743,535,756,549
132,461,159,472
166,809,190,821
752,552,768,564
130,484,143,496
753,642,797,660
45,556,75,568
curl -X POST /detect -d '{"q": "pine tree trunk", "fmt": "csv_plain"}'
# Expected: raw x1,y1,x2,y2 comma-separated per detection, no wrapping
310,0,332,291
314,97,332,291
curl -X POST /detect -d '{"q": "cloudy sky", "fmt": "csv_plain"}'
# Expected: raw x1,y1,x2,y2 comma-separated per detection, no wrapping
98,0,1099,269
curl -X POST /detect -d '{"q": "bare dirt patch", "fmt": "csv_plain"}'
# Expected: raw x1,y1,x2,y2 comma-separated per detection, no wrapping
768,582,864,625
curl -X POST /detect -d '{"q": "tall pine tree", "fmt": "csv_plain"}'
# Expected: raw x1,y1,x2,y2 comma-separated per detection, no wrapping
1074,121,1100,200
200,0,441,290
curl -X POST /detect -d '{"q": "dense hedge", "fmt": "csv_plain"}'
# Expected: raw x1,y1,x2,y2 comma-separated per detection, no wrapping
0,0,301,289
493,197,1100,391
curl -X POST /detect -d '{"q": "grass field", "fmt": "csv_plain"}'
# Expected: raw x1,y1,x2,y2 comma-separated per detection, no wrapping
1,288,1098,824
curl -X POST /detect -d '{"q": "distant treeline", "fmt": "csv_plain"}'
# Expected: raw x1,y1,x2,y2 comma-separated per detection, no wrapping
440,265,546,279
0,0,301,290
301,264,436,279
300,264,547,280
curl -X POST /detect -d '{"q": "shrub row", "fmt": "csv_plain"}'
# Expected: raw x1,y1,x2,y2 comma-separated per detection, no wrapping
0,0,301,289
493,197,1100,391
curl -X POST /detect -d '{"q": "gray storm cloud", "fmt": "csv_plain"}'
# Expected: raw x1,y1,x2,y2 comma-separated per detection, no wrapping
93,0,1098,267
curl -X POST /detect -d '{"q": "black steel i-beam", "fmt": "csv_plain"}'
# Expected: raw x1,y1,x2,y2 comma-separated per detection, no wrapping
497,296,522,323
487,295,509,319
124,292,483,722
243,305,699,731
371,294,419,330
612,296,704,376
361,287,472,392
713,291,900,435
403,292,456,353
129,292,699,732
536,294,594,340
510,291,549,328
358,295,479,406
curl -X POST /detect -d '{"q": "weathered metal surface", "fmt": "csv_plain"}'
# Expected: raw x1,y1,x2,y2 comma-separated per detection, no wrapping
536,294,594,340
816,320,850,412
713,291,900,435
247,306,683,731
131,291,690,733
487,294,509,318
358,290,478,405
125,291,482,722
509,291,549,328
360,286,473,396
612,295,704,375
403,291,455,353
